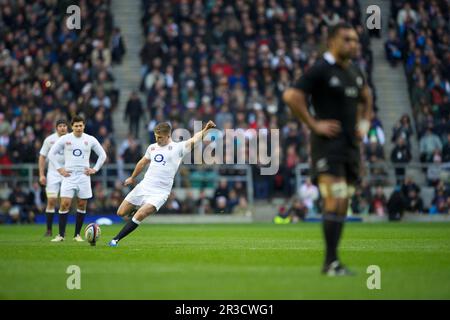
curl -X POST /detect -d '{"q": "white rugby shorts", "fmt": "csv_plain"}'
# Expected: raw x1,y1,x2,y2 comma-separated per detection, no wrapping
124,182,169,211
60,170,93,199
45,170,63,198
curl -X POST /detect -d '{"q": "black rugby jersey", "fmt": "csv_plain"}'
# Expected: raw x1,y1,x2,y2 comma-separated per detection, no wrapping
295,52,366,160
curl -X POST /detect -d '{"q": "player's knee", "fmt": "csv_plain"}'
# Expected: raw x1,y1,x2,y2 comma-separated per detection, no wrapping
117,208,126,217
47,198,56,211
60,202,69,209
77,200,87,211
135,206,154,220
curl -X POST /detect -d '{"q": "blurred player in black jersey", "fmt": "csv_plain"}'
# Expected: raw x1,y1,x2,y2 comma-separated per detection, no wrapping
283,23,372,276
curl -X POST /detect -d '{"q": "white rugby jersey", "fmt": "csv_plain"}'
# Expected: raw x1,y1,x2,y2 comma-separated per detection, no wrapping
39,132,65,173
142,140,188,192
48,132,107,172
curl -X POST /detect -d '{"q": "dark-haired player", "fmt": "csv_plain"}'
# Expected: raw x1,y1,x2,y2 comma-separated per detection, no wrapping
38,119,68,236
283,23,373,276
48,115,107,242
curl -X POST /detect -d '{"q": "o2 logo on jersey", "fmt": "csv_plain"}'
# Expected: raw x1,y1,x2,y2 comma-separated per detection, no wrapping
73,149,83,157
154,154,166,165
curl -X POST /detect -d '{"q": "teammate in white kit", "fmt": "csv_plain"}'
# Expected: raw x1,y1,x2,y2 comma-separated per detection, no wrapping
38,119,68,236
48,115,107,242
108,121,216,247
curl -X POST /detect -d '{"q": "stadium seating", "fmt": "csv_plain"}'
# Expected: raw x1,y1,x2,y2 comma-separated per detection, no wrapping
139,0,378,212
0,0,121,219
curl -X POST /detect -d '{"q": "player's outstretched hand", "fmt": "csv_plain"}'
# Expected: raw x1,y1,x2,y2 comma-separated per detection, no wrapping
124,177,135,186
312,120,341,138
84,168,97,176
205,120,216,130
57,168,71,177
39,175,46,186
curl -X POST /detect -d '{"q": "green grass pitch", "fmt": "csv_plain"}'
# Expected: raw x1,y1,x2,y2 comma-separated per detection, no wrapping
0,222,449,299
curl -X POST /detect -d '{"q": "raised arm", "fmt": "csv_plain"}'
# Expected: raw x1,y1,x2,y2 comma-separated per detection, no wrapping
185,120,217,150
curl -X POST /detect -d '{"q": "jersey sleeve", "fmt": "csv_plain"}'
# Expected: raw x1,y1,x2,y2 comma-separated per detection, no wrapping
177,141,188,158
48,136,65,170
144,145,152,160
39,137,50,157
91,137,107,171
294,62,323,95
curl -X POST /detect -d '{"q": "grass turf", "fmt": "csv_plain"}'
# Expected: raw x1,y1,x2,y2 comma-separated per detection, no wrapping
0,222,449,299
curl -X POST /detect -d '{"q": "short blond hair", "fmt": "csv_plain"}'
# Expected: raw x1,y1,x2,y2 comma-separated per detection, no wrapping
154,122,171,136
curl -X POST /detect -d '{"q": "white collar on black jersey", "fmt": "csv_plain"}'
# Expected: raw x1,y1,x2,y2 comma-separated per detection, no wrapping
323,51,336,65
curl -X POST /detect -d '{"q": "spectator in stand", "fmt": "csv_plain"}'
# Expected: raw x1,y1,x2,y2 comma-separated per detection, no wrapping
387,186,406,221
161,192,182,214
106,181,125,213
181,191,196,214
8,184,35,223
420,127,443,162
0,145,13,176
28,181,45,218
298,177,319,214
123,139,142,164
288,198,308,222
111,27,126,64
232,196,251,216
213,179,229,211
391,114,413,148
365,138,386,178
397,2,419,30
215,196,228,214
391,136,412,184
124,91,144,139
411,78,431,115
400,175,418,192
370,186,388,216
431,188,448,214
427,150,443,186
0,113,12,137
227,189,239,213
364,121,385,146
385,29,403,67
0,199,11,224
443,133,450,163
405,189,424,213
196,190,213,215
351,187,370,215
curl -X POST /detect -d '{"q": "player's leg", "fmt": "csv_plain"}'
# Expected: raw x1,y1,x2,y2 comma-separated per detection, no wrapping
73,198,88,241
51,196,73,241
44,196,57,236
318,171,353,275
52,177,76,241
43,177,61,236
110,204,156,246
117,199,137,218
73,176,93,241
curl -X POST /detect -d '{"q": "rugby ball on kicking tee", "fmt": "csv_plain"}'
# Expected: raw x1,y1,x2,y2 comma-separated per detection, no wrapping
84,223,101,244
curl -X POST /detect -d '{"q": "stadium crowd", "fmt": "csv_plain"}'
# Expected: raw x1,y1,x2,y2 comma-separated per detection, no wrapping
139,0,382,212
1,0,450,222
386,1,450,167
0,0,126,221
383,0,450,215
